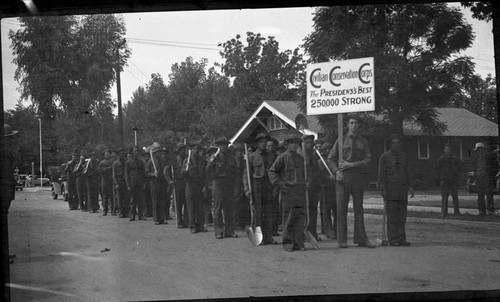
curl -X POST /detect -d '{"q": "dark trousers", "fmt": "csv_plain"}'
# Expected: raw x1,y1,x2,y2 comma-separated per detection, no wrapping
386,199,408,244
233,186,248,228
144,181,152,217
441,182,459,215
476,176,495,214
271,189,280,234
186,178,205,231
150,178,166,223
174,179,188,227
76,176,88,210
336,180,368,245
116,180,129,216
67,178,78,210
282,186,306,249
213,178,235,237
129,185,144,218
320,185,337,238
101,177,114,213
252,178,273,242
86,177,100,212
307,188,320,239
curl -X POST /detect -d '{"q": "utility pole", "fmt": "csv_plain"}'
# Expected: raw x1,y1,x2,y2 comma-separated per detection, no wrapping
116,39,126,148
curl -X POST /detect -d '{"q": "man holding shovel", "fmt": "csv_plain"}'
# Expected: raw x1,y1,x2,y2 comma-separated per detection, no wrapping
269,135,307,252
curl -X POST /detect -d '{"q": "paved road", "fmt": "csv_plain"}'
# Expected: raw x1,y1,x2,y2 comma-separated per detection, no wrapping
6,190,500,301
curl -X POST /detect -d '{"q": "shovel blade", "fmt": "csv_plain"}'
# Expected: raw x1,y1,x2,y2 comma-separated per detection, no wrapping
304,230,319,250
245,226,263,246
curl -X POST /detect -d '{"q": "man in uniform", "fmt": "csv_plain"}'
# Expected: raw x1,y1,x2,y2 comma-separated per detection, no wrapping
182,141,207,233
318,142,336,239
471,142,498,215
113,148,129,218
74,152,88,211
207,136,238,239
166,143,188,228
378,134,414,246
147,142,167,224
327,116,375,248
99,149,115,216
65,153,79,210
142,150,153,218
269,135,307,252
435,144,462,216
125,145,146,221
159,148,172,220
85,151,100,213
302,134,321,241
244,133,277,244
232,143,248,230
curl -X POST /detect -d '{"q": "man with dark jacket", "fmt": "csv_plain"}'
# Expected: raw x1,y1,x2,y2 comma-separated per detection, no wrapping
435,144,462,216
147,142,167,224
318,142,336,239
113,148,129,218
182,141,207,233
207,136,238,239
302,134,321,241
85,152,100,213
126,145,146,221
471,142,498,215
74,152,88,211
65,153,79,210
166,143,188,228
99,149,115,215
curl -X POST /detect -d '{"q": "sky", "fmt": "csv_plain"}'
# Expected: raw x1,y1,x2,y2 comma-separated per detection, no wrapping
1,3,496,112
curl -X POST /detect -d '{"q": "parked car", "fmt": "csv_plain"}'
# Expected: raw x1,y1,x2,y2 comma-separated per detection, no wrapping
33,177,51,187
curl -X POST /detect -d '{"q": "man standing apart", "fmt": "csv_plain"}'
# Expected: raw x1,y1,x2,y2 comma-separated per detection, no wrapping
378,134,414,246
125,146,146,221
243,133,276,245
269,135,307,252
327,116,375,248
207,136,238,239
471,142,498,215
435,144,462,216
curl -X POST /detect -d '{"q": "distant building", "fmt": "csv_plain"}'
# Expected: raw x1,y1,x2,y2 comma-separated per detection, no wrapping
231,101,499,188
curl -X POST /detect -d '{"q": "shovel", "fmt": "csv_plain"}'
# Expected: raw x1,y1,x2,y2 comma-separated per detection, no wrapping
381,194,389,246
244,143,263,246
295,114,319,250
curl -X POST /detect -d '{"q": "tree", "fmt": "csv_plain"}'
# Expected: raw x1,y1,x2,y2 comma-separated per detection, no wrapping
451,74,497,123
461,2,492,22
302,4,476,136
218,32,305,113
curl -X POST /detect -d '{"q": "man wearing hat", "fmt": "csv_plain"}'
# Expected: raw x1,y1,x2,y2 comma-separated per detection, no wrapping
207,136,238,239
327,115,375,248
182,140,207,233
74,152,89,211
243,133,276,244
166,143,188,228
113,148,129,218
3,124,19,265
471,142,498,215
99,149,115,215
378,134,414,246
318,142,337,239
435,144,462,216
65,153,79,210
269,135,307,251
126,145,147,221
302,134,321,241
84,151,101,213
147,142,167,224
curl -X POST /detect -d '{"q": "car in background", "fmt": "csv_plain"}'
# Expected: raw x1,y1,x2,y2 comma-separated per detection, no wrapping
33,177,51,187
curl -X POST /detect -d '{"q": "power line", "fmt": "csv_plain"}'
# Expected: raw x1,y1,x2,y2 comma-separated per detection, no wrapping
126,37,217,47
127,38,220,51
128,60,150,81
123,66,146,85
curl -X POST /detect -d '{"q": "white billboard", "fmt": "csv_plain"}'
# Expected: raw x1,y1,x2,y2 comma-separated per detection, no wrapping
306,57,375,115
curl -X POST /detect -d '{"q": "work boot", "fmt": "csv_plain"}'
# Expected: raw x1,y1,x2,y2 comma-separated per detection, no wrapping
129,213,135,221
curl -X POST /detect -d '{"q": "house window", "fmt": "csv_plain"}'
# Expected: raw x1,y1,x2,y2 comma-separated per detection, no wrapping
418,140,430,159
267,116,286,131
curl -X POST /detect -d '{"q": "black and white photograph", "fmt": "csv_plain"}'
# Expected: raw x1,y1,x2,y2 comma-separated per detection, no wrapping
1,0,499,301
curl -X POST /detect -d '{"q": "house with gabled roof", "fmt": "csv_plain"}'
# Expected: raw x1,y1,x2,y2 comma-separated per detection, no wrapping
231,101,499,188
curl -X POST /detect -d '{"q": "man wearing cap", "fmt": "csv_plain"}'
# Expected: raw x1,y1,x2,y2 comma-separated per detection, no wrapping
65,153,79,210
207,136,238,239
166,143,188,228
378,134,414,246
84,151,100,213
318,142,337,239
327,115,375,248
243,133,276,244
113,148,129,218
302,134,321,241
126,145,147,221
147,142,167,224
269,135,307,252
74,152,88,211
435,144,462,216
3,124,19,265
182,141,207,233
471,142,498,215
99,149,115,215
